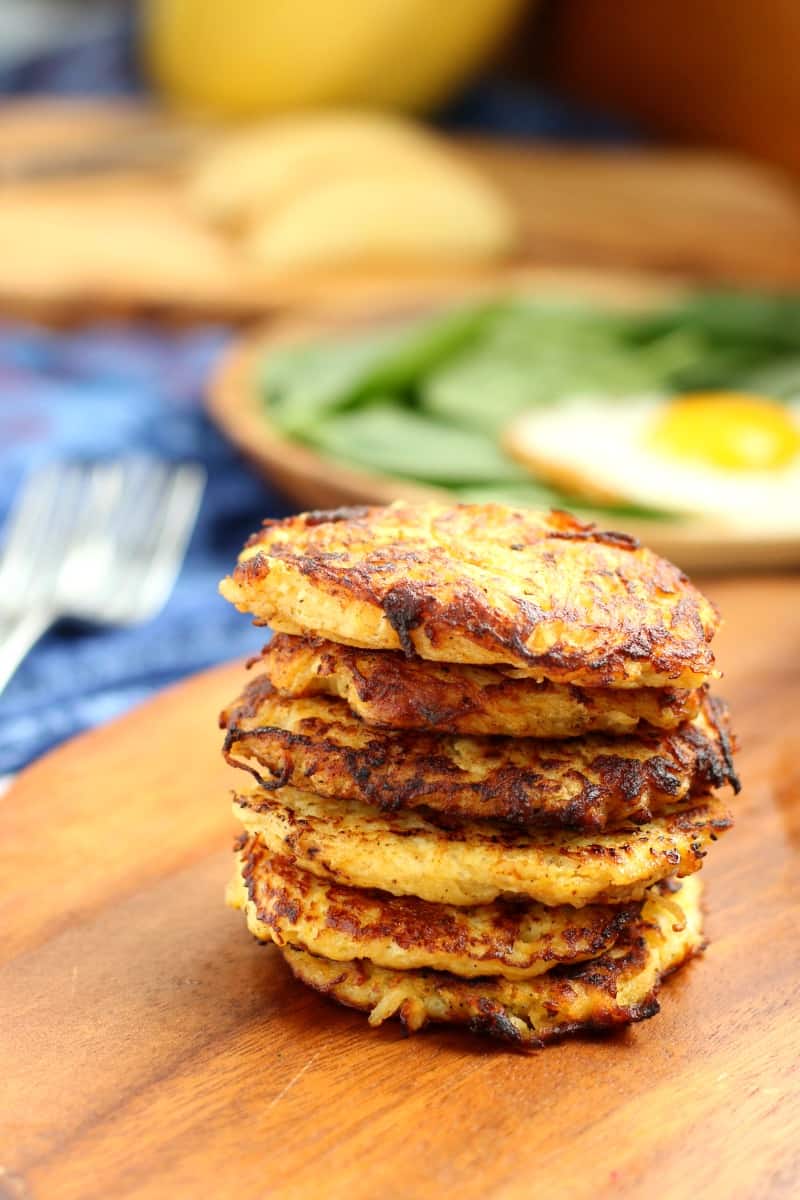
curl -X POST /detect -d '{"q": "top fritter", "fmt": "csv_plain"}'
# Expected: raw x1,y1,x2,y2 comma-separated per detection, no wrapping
220,504,720,689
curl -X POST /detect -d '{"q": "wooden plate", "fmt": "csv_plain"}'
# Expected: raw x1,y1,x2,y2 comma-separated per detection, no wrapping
2,572,798,1198
208,268,800,571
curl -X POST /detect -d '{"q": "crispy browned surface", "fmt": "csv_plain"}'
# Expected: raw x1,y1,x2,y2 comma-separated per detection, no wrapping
229,835,642,980
221,677,738,830
258,634,703,737
219,503,720,688
279,876,704,1047
233,786,732,907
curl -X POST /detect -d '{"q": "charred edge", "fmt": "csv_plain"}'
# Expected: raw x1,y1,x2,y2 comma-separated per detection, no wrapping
562,924,651,983
472,999,528,1046
546,510,640,551
468,1002,648,1050
244,644,274,671
220,674,276,729
225,718,679,830
607,903,643,943
223,726,293,790
624,996,661,1024
380,584,427,658
671,800,733,835
705,694,741,794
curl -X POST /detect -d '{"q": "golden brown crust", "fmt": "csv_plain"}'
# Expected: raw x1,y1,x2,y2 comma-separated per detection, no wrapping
219,503,720,688
278,876,705,1046
233,785,732,907
221,678,739,831
229,835,642,980
257,634,703,737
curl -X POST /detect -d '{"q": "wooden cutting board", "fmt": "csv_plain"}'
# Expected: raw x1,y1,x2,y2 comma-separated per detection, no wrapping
4,100,800,321
2,573,799,1200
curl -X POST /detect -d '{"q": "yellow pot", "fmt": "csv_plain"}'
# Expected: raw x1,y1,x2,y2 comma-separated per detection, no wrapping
142,0,529,117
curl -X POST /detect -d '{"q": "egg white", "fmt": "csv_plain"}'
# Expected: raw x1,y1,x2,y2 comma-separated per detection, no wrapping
506,395,800,531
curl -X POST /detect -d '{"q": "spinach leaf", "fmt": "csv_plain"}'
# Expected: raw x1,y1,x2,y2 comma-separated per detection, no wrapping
631,292,800,353
265,301,504,436
304,401,529,484
724,354,800,400
422,314,700,434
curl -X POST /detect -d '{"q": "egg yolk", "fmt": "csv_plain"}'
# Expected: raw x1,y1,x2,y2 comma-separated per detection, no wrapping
649,392,800,470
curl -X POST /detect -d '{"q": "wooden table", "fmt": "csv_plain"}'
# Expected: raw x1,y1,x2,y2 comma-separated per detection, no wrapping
2,573,799,1199
5,101,800,323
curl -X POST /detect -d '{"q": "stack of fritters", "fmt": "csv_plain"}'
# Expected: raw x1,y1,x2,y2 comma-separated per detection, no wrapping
220,503,739,1047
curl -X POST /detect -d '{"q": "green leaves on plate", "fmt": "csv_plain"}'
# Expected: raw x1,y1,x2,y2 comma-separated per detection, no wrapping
629,291,800,392
307,402,528,484
259,287,800,517
633,291,800,353
422,321,703,436
266,301,504,437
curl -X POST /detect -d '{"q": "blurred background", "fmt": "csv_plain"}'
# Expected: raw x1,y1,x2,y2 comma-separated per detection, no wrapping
2,0,800,778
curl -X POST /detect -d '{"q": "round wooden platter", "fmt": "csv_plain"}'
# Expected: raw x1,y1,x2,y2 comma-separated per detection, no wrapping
2,573,799,1200
208,268,800,572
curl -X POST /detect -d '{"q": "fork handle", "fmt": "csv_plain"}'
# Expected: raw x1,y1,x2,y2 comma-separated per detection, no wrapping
0,609,54,697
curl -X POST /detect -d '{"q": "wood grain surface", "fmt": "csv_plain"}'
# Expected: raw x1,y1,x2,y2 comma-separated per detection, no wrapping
1,573,799,1200
4,101,800,321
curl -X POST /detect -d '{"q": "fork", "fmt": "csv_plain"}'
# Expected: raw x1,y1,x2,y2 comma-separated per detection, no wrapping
0,459,206,698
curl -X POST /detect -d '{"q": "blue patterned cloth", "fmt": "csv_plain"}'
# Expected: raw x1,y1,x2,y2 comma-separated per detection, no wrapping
0,323,293,774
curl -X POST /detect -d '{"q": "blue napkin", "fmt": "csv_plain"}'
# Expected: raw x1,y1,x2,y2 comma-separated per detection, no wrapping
0,321,293,774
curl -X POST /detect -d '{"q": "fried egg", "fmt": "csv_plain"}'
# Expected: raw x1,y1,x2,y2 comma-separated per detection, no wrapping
506,392,800,529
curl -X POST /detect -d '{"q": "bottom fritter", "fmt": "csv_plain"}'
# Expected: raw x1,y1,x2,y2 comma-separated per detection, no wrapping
278,876,704,1048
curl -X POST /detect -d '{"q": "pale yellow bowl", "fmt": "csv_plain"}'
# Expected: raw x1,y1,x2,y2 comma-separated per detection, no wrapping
142,0,530,117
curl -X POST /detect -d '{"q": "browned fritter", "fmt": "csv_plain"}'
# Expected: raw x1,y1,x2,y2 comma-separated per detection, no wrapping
278,875,705,1046
230,834,642,979
219,503,720,688
233,786,731,907
258,633,703,737
221,678,738,830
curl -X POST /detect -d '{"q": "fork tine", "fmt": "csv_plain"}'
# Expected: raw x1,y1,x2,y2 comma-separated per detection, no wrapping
130,464,205,619
0,464,62,597
115,458,171,546
29,465,93,602
0,457,204,696
101,461,204,623
114,459,173,562
0,463,96,688
1,457,204,635
52,461,127,605
84,458,169,612
0,463,89,609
